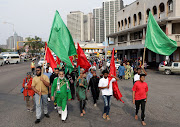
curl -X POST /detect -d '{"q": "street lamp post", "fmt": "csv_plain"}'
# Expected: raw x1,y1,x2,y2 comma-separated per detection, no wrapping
3,22,15,51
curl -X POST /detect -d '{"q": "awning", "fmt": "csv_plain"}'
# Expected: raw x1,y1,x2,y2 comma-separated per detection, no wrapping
107,44,145,51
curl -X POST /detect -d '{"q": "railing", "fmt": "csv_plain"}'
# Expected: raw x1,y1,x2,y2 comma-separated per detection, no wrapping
130,39,143,45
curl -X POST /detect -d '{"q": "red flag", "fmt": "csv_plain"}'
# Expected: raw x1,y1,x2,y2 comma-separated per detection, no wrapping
56,56,61,65
77,43,91,72
108,48,124,103
45,42,57,70
69,56,74,66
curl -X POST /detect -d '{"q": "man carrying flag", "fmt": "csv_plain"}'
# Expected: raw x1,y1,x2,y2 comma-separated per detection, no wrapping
98,69,119,121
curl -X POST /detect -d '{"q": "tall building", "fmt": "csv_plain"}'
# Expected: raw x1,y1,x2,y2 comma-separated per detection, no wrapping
6,32,23,49
103,0,124,41
93,7,104,43
67,11,84,41
67,11,94,42
84,13,94,42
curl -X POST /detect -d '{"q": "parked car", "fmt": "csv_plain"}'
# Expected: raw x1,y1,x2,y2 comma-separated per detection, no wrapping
0,54,4,66
159,62,180,75
3,54,20,64
106,61,120,69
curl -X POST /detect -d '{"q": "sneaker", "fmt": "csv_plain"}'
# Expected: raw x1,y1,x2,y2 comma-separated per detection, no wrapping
30,110,33,113
27,109,30,112
94,104,97,107
106,115,110,121
44,114,50,118
54,106,57,110
102,113,106,119
48,97,51,102
35,119,40,124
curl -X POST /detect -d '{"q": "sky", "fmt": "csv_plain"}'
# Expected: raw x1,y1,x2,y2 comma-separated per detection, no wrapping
0,0,135,45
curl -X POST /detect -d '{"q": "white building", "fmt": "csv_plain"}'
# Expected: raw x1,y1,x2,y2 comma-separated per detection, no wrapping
103,0,124,41
107,0,180,67
67,11,94,42
6,32,23,50
93,7,104,43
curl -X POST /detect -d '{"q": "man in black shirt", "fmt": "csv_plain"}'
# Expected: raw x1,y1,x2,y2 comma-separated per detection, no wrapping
88,70,100,107
49,68,59,109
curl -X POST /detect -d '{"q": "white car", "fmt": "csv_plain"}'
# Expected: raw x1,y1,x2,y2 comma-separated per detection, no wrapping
38,58,46,66
106,61,120,69
0,54,4,66
3,54,20,64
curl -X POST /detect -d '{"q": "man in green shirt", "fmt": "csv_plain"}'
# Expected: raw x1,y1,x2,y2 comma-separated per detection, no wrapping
51,70,71,122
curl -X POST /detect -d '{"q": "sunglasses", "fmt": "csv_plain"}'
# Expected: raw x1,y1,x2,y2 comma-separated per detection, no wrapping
36,70,41,72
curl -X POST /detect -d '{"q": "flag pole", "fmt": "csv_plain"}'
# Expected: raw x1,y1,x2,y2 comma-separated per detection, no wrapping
143,47,146,66
39,42,47,104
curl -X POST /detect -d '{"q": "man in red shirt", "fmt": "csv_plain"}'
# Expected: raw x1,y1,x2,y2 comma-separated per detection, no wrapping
132,74,148,126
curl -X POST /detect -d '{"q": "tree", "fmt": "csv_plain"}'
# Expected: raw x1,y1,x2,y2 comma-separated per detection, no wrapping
24,36,44,56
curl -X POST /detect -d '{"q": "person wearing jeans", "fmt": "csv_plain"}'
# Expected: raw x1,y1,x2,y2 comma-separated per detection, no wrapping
102,95,111,116
98,70,119,121
32,66,50,124
34,93,48,119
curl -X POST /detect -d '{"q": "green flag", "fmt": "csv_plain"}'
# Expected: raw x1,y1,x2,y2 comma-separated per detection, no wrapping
48,10,77,72
145,11,177,56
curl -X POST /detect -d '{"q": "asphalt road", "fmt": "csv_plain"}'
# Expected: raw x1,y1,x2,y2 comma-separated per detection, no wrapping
0,61,180,127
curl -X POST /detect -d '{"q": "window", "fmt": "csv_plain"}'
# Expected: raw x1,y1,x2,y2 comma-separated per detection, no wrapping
11,56,19,59
118,21,120,28
168,0,173,12
125,18,127,26
153,6,157,15
174,63,178,67
138,12,142,20
128,17,131,24
121,20,123,26
159,3,165,13
146,8,151,16
133,14,137,26
134,14,137,22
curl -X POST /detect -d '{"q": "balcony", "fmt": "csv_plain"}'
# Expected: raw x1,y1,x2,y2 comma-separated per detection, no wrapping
130,39,143,45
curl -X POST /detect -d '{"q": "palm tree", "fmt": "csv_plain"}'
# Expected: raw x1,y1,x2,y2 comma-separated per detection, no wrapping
24,36,44,56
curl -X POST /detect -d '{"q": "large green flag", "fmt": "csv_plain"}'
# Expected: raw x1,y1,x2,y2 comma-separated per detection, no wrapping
48,10,77,71
145,11,177,56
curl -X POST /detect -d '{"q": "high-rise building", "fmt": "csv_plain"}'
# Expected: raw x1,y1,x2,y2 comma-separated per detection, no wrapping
67,11,84,41
84,13,94,42
6,32,23,49
67,11,94,42
93,7,104,43
103,0,124,40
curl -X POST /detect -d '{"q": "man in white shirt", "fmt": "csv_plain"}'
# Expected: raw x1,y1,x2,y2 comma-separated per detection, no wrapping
134,66,147,83
44,63,53,73
98,70,119,121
